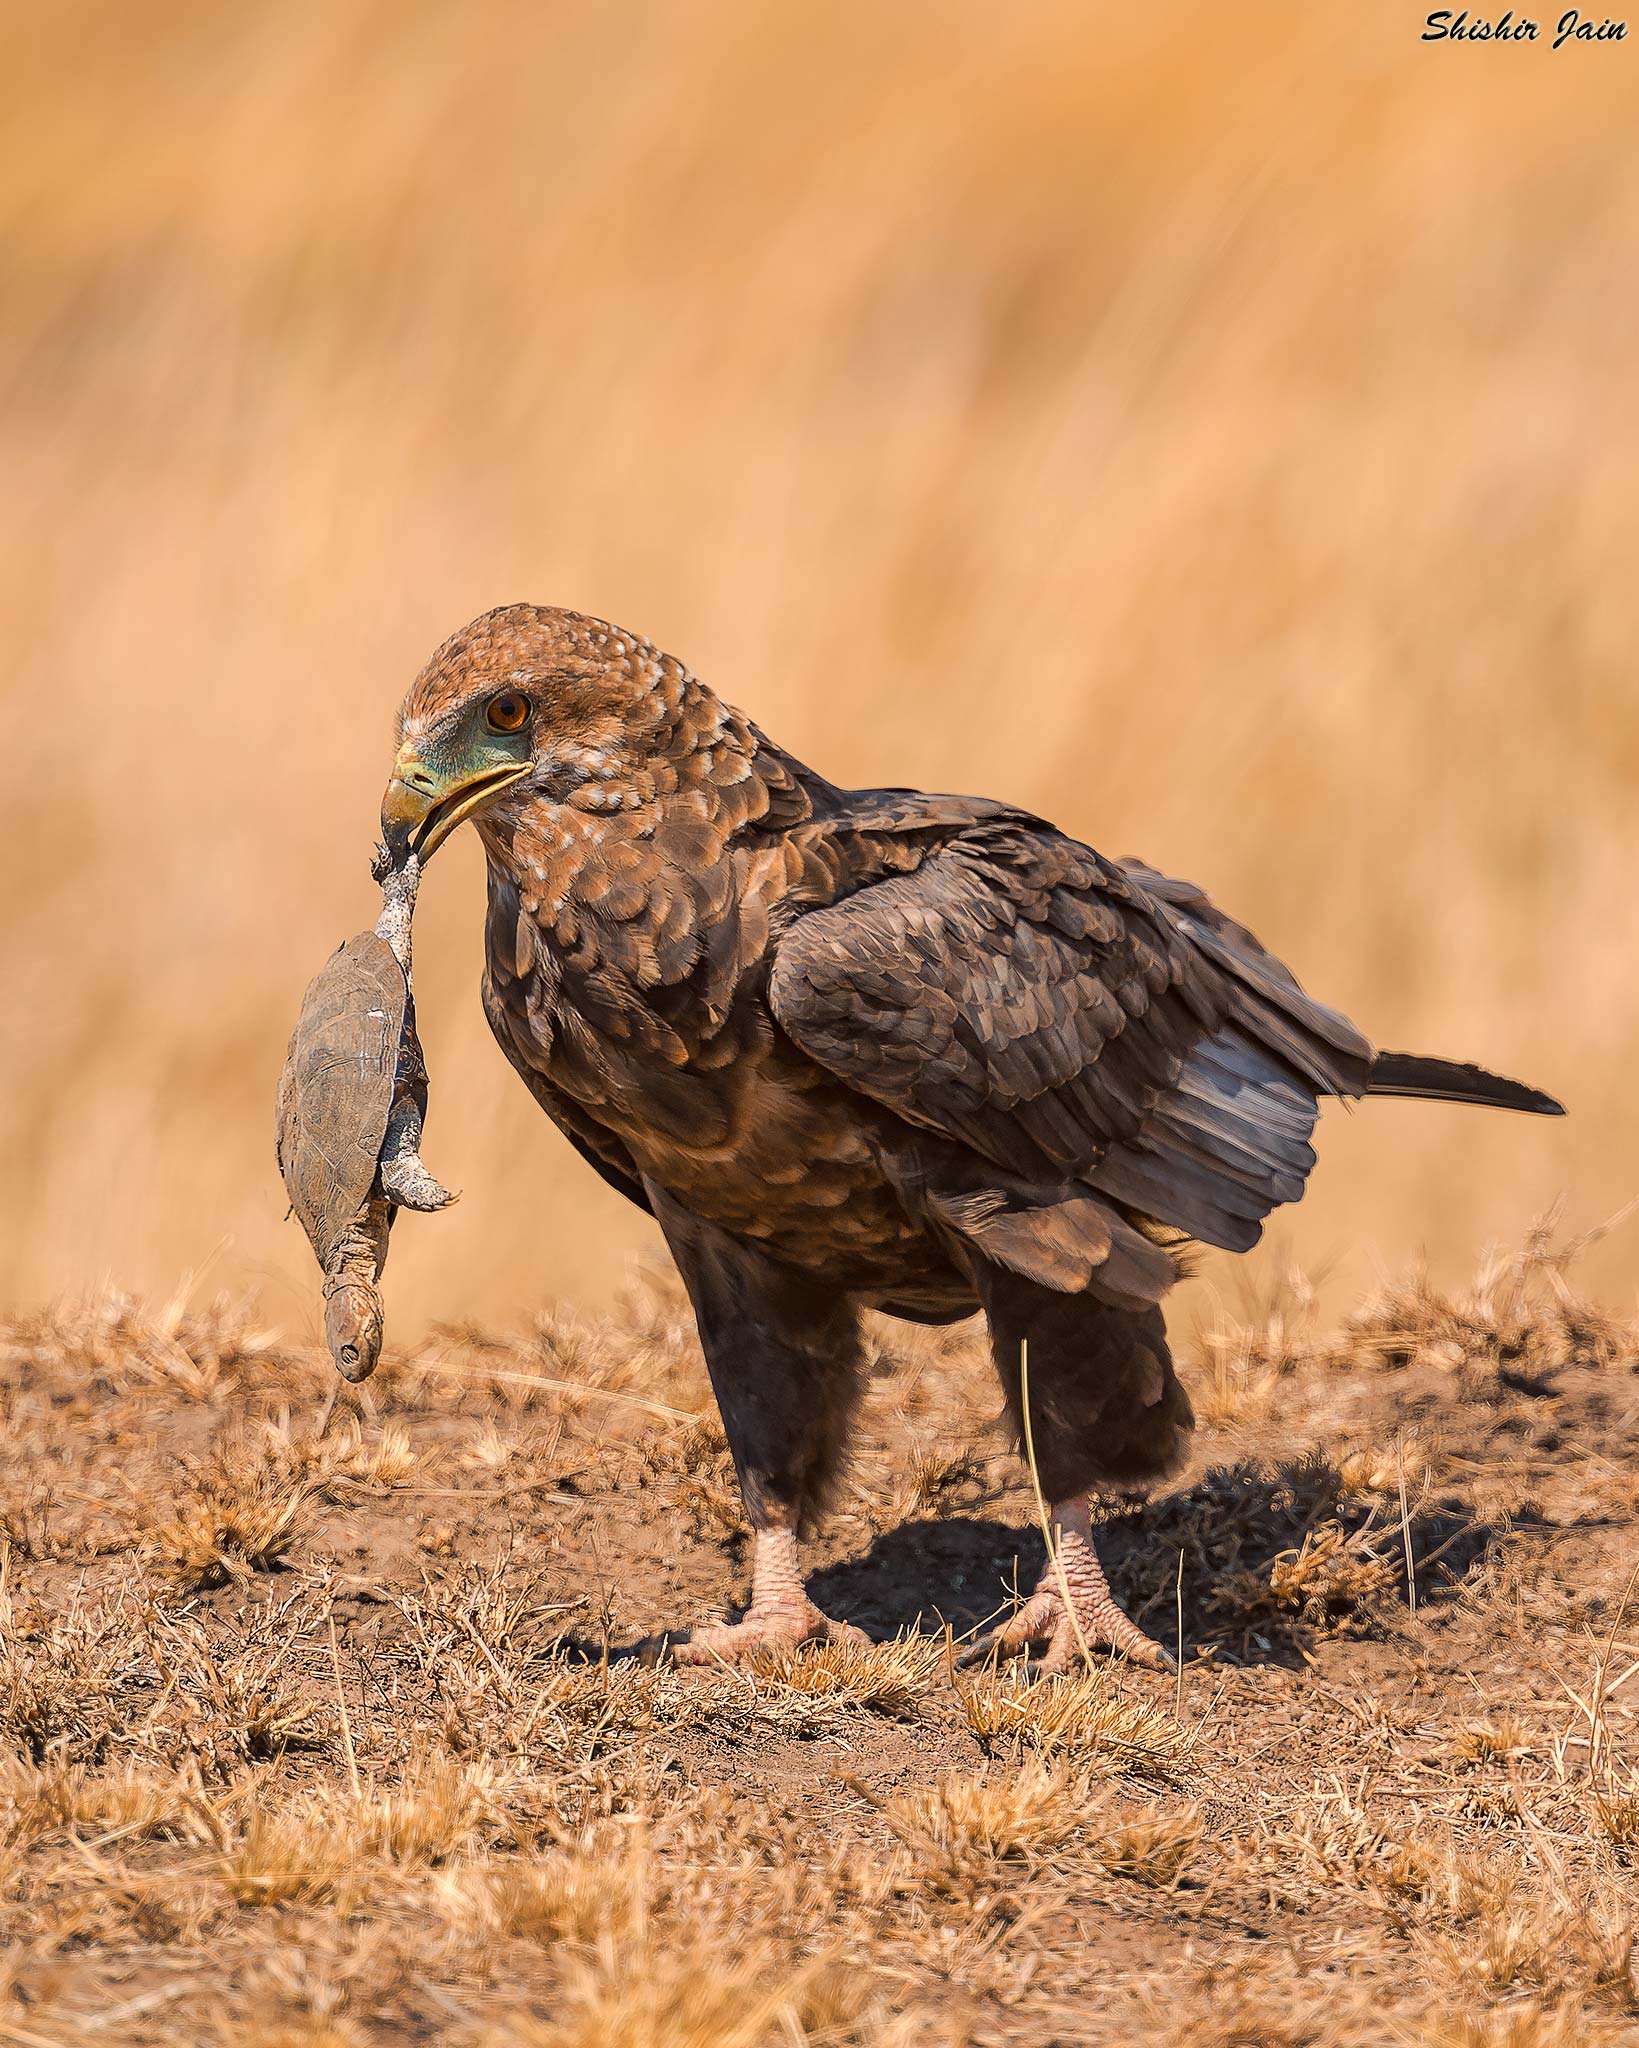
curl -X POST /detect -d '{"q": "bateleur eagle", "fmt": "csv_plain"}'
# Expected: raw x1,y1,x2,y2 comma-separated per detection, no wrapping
379,604,1562,1671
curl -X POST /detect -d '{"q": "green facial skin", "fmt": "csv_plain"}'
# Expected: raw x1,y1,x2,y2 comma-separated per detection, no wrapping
380,711,533,864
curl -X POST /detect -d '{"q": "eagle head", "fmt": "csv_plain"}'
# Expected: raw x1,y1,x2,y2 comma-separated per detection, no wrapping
381,603,694,862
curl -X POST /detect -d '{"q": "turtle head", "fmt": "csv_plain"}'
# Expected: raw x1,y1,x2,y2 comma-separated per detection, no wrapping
325,1279,384,1383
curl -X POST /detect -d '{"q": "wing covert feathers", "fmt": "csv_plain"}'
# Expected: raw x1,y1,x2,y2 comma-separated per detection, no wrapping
771,824,1375,1260
924,1186,1178,1309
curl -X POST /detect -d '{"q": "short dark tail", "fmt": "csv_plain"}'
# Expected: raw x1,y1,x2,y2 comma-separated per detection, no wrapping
1367,1051,1564,1117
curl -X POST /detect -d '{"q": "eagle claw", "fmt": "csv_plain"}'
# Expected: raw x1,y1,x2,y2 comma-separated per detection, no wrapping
959,1599,1175,1676
669,1598,869,1666
959,1508,1176,1675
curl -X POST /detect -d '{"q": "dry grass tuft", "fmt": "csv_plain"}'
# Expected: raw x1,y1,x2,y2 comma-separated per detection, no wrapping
0,1753,208,1848
439,1840,645,1947
1411,2001,1639,2048
215,1753,507,1908
270,1413,424,1495
741,1633,945,1721
1194,1265,1326,1429
1254,1801,1455,1914
1422,1893,1637,2009
219,2025,364,2048
1444,1717,1533,1769
1259,1522,1399,1626
1149,1966,1352,2048
1151,1979,1639,2048
150,1612,335,1766
489,1941,873,2048
647,1419,745,1542
1095,1805,1205,1889
1589,1791,1639,1862
355,1751,510,1866
215,1796,358,1909
452,1826,920,2047
1,1288,282,1397
1335,1439,1430,1499
1194,1219,1631,1454
960,1669,1187,1780
1342,1215,1631,1392
876,1759,1104,1878
891,1444,989,1522
141,1436,312,1588
0,1580,144,1765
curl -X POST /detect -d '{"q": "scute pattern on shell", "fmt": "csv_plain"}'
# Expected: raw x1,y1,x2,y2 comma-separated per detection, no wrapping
275,932,407,1269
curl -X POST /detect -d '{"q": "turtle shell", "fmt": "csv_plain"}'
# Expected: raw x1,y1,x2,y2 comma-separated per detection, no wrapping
276,931,408,1270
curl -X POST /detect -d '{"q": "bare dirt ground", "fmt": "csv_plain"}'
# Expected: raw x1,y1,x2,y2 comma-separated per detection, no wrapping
2,1220,1638,2046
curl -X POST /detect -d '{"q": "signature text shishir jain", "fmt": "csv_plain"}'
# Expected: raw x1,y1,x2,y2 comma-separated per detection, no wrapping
1423,8,1626,41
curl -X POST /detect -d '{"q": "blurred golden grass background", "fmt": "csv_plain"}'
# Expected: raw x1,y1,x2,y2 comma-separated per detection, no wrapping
1,0,1631,1339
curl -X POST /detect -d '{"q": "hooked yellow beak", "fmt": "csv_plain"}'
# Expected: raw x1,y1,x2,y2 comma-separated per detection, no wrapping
380,746,532,863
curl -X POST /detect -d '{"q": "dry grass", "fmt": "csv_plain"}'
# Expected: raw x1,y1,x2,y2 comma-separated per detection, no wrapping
140,1436,314,1590
876,1758,1103,1871
959,1666,1190,1779
742,1634,946,1721
0,1240,1632,2037
0,0,1620,1337
1222,1518,1400,1628
489,1944,874,2048
214,1797,360,1910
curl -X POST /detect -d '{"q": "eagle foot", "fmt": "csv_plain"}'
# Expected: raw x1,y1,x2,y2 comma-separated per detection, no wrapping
667,1522,867,1666
958,1498,1175,1675
670,1598,869,1667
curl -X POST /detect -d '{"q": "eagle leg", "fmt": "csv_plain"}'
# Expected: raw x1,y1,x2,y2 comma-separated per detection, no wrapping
672,1513,867,1664
959,1495,1174,1675
645,1189,871,1664
958,1262,1191,1673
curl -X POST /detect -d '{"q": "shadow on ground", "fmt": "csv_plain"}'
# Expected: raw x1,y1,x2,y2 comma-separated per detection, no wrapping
810,1459,1507,1670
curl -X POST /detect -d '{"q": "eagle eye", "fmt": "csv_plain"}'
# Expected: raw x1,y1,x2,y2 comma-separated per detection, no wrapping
486,692,531,734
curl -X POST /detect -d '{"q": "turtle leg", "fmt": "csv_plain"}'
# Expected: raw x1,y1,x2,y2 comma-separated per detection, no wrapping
372,847,421,963
375,960,457,1214
378,1098,458,1211
322,1199,392,1382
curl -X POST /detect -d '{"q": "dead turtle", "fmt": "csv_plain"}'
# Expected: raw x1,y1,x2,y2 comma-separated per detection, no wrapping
276,849,455,1380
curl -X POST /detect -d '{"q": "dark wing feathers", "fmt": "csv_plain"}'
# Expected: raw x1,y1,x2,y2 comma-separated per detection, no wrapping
1366,1051,1563,1116
771,820,1374,1255
1090,1030,1317,1249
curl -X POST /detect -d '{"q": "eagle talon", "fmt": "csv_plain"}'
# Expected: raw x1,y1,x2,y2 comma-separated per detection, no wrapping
958,1501,1176,1675
662,1521,869,1667
959,1606,1174,1677
670,1601,868,1667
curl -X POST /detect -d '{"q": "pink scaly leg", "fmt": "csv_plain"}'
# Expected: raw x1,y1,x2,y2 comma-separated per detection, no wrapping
960,1495,1173,1675
672,1510,867,1665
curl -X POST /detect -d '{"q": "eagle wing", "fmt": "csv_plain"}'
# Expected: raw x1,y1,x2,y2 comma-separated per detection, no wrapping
769,814,1373,1255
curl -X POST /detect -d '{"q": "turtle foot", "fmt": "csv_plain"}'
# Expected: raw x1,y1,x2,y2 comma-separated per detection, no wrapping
379,1152,459,1211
